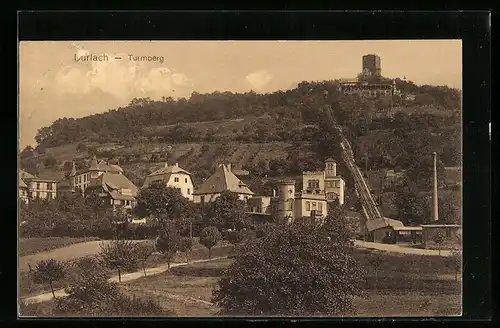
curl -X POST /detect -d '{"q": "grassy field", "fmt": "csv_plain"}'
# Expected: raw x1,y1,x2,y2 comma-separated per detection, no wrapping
20,247,461,317
18,240,234,299
120,250,461,317
19,237,100,257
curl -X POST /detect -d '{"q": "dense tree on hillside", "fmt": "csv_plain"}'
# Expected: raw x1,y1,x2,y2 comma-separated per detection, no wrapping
212,219,362,316
20,146,34,159
203,191,250,230
134,183,193,230
394,181,427,226
32,79,460,149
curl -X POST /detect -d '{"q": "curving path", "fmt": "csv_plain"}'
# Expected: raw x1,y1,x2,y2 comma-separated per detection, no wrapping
20,256,229,305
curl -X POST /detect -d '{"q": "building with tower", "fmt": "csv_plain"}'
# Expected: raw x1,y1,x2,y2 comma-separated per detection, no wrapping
270,158,346,224
339,54,397,99
362,54,382,77
324,158,345,205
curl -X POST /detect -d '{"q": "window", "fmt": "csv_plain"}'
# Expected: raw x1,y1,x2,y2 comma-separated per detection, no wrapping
305,201,311,211
185,178,188,183
200,195,205,203
47,192,52,199
319,202,323,212
47,183,52,190
445,230,451,238
312,202,317,210
187,188,191,195
36,192,40,198
174,177,179,182
36,183,40,190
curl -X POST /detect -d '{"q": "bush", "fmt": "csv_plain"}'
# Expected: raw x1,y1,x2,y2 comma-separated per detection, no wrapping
54,257,161,316
114,294,169,316
212,222,362,316
227,230,245,245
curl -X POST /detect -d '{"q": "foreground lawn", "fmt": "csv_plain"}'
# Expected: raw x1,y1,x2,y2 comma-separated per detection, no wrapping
18,247,461,317
19,237,99,257
120,249,461,317
18,242,235,299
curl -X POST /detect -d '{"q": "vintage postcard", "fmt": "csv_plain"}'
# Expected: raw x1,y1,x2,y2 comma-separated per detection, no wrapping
18,40,462,317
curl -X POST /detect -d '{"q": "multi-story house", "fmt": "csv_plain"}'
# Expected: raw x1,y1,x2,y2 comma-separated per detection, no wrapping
19,169,57,201
142,162,194,200
193,164,254,204
59,156,125,196
85,171,139,212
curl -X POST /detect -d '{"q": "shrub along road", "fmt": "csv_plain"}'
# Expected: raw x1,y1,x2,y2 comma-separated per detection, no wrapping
21,256,229,305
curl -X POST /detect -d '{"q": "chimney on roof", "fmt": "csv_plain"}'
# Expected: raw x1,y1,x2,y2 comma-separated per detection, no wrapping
273,189,276,197
175,163,179,167
227,163,232,172
164,162,169,168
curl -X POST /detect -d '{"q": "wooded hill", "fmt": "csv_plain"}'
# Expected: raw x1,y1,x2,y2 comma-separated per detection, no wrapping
21,78,461,196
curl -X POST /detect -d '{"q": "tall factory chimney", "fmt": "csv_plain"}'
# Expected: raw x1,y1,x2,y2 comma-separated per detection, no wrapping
432,152,439,222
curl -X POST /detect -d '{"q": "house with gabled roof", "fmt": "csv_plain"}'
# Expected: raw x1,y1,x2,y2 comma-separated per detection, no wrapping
142,162,194,200
59,156,126,196
193,163,254,204
19,169,57,202
85,171,139,211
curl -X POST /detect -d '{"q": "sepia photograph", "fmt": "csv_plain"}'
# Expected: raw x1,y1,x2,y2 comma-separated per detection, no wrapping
18,40,462,318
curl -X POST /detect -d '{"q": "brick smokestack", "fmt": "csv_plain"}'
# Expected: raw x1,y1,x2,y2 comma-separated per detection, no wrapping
432,152,439,222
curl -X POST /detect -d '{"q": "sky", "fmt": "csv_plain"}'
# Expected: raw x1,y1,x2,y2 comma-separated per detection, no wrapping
19,40,462,149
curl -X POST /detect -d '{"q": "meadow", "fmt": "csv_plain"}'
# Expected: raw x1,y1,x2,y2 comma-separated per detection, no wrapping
19,248,461,317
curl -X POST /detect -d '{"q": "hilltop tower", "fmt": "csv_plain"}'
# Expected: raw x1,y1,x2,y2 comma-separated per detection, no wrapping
277,180,295,223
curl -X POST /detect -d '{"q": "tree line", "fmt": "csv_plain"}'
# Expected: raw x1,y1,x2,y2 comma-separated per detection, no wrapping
31,79,460,149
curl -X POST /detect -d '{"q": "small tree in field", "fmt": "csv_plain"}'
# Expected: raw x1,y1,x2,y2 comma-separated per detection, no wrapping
200,226,221,259
178,237,194,263
367,252,384,289
433,230,445,255
212,221,362,316
99,239,139,282
155,224,181,269
134,242,155,277
446,250,462,282
32,259,65,299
